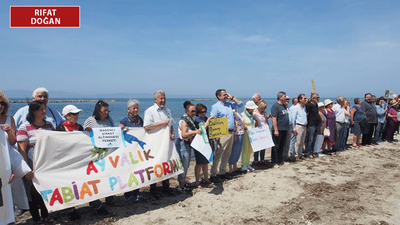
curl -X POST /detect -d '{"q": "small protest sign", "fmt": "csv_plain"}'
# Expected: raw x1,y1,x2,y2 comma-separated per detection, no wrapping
247,126,275,152
208,117,228,139
90,127,125,148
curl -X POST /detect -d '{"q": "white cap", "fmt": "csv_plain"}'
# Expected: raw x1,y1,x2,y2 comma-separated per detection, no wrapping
244,100,258,110
62,105,83,116
317,102,324,107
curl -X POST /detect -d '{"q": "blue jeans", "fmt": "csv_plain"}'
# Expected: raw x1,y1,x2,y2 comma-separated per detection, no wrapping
229,134,243,165
335,122,346,150
253,150,265,162
375,122,384,143
306,125,319,155
339,123,349,149
175,140,192,183
289,133,296,157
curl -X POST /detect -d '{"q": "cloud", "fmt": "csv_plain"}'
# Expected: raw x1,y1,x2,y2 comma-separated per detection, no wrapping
372,41,398,47
241,35,273,43
363,41,398,48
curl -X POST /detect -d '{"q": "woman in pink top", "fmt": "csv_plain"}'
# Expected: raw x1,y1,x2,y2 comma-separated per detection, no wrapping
386,101,399,142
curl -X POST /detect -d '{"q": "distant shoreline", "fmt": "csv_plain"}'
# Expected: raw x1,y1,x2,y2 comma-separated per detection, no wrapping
9,99,119,103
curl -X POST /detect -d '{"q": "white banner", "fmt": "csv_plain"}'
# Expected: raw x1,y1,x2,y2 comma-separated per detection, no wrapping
0,131,14,225
33,127,183,212
247,126,275,152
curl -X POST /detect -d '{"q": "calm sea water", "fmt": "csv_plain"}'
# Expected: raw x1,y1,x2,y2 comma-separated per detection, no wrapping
8,97,336,135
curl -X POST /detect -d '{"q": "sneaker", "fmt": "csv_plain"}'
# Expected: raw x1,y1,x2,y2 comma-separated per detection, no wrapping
240,166,249,172
96,206,111,216
273,164,280,169
247,165,255,171
125,196,137,204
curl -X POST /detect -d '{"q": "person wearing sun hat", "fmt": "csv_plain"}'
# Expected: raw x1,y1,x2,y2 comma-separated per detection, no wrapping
57,105,84,131
323,99,336,152
240,101,258,171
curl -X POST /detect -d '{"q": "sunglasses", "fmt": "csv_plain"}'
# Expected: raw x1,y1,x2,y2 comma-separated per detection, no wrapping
191,110,197,113
69,112,79,116
199,111,207,114
0,101,6,106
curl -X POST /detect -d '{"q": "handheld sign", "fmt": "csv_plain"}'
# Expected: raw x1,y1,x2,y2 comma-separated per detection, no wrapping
247,126,275,152
208,117,228,139
385,90,394,99
191,124,213,164
90,127,126,148
311,79,317,93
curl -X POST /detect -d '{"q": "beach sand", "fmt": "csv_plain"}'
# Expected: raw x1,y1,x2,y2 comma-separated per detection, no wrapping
15,134,400,225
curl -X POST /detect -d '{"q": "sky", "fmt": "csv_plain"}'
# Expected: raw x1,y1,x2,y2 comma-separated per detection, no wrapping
1,0,399,99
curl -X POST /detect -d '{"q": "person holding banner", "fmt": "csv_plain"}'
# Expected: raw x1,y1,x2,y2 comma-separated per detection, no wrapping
119,99,146,203
1,90,33,219
144,90,175,198
209,89,243,183
193,103,214,187
252,99,270,168
241,101,258,171
16,101,55,225
176,102,202,190
83,100,116,212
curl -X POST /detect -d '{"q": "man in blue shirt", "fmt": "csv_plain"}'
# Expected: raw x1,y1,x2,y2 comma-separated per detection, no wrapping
210,89,243,182
14,87,65,129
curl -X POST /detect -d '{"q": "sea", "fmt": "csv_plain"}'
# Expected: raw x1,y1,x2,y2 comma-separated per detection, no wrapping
8,97,335,135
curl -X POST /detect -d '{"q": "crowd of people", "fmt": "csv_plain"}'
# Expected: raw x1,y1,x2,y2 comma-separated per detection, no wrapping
1,87,399,224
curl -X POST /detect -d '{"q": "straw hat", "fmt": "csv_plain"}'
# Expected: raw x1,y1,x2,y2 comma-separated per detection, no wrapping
244,101,258,109
324,99,333,106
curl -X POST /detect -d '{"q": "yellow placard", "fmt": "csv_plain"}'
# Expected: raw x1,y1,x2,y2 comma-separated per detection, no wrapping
311,79,317,93
208,117,229,139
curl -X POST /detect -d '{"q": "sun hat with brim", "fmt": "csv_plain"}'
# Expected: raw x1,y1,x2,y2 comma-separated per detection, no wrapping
62,105,83,116
245,101,258,110
318,102,324,107
324,99,333,106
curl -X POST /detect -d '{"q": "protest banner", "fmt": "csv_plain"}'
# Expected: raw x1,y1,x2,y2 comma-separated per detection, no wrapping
190,124,213,164
208,117,228,139
33,127,183,212
90,127,125,148
0,131,14,225
247,126,275,152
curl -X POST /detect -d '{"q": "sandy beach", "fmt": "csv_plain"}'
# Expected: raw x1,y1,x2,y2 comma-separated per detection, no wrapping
14,134,400,225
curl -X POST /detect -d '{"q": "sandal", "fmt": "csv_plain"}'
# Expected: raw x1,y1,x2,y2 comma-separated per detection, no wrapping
202,180,214,187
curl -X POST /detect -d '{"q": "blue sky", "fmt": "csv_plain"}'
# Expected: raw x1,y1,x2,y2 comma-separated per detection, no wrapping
1,0,399,98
